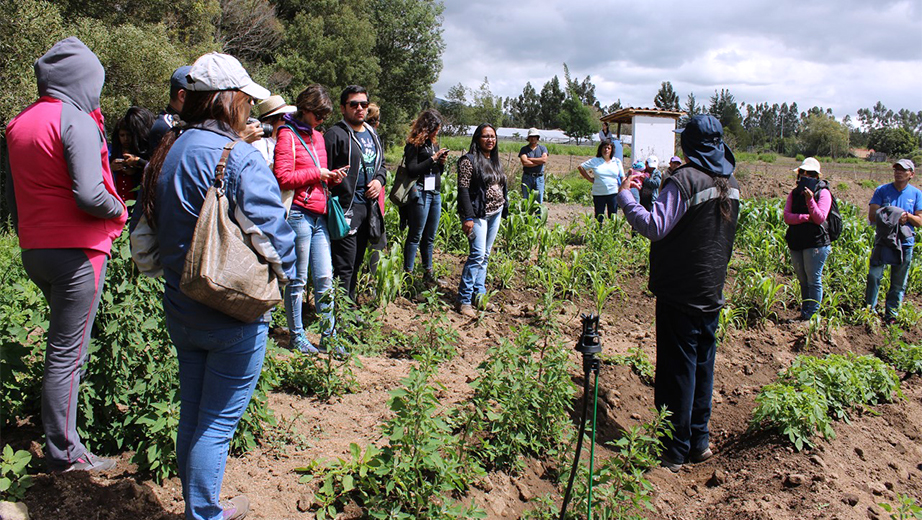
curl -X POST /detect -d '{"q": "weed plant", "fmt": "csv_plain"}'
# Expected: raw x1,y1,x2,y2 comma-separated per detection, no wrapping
605,346,655,386
751,353,902,449
458,326,576,471
278,347,359,401
879,494,922,519
0,445,32,501
524,408,672,520
298,364,485,519
878,333,922,376
411,288,460,362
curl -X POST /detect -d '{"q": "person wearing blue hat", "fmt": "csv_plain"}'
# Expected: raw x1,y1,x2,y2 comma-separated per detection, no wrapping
616,114,741,472
148,65,192,152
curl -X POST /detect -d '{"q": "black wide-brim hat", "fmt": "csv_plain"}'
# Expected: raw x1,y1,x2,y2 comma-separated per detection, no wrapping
674,115,735,177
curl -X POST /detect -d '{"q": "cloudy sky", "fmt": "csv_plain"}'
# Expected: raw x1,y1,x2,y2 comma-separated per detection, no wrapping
433,0,922,123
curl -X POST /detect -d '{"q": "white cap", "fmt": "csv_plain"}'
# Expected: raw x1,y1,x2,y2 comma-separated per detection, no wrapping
527,127,540,138
794,157,821,174
646,155,659,168
186,52,270,101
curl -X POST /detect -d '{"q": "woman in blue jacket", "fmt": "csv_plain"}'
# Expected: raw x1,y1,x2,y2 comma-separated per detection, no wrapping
141,53,296,520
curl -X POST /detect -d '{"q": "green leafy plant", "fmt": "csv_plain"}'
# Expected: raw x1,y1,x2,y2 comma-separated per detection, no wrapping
278,349,359,401
298,365,484,519
606,346,655,386
878,334,922,376
879,494,922,519
750,383,834,450
525,408,672,520
458,327,576,471
751,353,902,450
0,445,33,502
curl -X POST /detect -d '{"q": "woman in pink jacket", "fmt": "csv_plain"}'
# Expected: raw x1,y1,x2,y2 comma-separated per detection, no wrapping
273,84,345,355
6,37,126,472
783,157,832,321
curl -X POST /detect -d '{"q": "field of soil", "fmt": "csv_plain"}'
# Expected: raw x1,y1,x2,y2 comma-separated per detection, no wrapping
9,156,922,520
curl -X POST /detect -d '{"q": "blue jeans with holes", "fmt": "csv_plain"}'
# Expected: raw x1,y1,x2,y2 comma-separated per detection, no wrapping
865,245,913,319
654,300,718,464
284,207,335,338
790,245,831,319
403,190,442,272
458,211,502,305
167,317,267,520
521,173,545,204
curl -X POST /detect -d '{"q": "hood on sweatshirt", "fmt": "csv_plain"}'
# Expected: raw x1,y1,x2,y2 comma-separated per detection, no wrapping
35,37,104,113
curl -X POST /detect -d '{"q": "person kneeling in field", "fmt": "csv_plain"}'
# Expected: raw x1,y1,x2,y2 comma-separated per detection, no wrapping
616,114,741,472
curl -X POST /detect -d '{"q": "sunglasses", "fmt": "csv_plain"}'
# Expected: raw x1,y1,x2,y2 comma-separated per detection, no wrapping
313,111,328,122
347,100,369,109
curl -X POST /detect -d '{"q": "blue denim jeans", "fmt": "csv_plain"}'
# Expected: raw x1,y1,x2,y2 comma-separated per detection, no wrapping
654,300,718,464
790,245,831,318
866,245,913,318
521,173,545,204
403,190,442,272
458,212,502,305
285,207,335,338
167,318,267,520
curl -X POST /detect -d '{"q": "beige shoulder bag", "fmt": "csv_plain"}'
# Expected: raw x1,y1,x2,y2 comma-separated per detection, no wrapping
180,140,282,322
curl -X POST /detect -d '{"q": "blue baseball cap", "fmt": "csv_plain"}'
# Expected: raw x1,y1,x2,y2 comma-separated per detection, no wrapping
674,115,735,177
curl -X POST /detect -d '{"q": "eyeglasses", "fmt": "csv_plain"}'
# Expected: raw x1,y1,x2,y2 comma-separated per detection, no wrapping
348,100,369,109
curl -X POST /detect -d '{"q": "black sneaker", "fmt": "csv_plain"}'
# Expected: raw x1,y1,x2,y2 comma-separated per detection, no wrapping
50,452,117,473
883,316,898,326
659,454,683,472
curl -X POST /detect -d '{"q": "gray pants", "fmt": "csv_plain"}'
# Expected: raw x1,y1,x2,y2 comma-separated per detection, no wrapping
21,248,107,467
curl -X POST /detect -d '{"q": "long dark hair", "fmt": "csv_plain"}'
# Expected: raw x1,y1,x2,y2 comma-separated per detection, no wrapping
595,140,613,159
715,177,733,222
112,106,155,157
142,89,252,224
295,84,333,123
467,123,504,186
407,108,441,147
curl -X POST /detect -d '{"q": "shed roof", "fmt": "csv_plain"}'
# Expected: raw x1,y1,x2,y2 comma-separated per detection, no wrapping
601,107,686,124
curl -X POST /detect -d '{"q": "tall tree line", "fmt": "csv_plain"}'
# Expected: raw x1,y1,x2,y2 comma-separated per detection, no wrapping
0,0,446,144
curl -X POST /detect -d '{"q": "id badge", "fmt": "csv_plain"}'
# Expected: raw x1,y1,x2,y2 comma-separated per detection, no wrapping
424,173,436,191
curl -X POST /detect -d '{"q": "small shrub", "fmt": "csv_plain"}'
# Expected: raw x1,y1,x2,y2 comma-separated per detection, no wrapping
605,346,655,386
878,335,922,376
750,383,834,450
0,445,32,502
837,182,849,191
796,153,805,162
860,179,878,189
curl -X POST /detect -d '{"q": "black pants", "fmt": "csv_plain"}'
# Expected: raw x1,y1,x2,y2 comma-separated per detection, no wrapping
654,299,718,463
331,200,370,302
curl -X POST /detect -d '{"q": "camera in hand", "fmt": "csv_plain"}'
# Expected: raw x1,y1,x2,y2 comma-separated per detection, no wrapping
247,117,274,138
797,176,819,193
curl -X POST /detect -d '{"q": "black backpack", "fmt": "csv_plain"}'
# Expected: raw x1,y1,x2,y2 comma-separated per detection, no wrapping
823,189,843,242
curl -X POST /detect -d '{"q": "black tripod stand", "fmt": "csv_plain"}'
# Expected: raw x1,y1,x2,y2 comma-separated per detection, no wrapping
559,313,602,520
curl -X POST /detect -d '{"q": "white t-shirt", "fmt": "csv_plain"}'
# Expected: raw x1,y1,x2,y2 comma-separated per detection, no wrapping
252,137,276,167
580,156,623,196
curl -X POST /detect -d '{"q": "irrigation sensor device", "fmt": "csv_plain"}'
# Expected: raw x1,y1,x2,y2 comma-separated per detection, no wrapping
559,313,602,520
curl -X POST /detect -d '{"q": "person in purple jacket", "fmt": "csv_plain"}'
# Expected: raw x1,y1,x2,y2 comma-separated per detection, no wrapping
618,114,740,472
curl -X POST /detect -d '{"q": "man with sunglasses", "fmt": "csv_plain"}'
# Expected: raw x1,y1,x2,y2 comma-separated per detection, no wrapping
864,159,922,324
324,85,387,302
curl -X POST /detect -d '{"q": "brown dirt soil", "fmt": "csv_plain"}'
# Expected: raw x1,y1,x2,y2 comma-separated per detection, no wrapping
11,158,922,520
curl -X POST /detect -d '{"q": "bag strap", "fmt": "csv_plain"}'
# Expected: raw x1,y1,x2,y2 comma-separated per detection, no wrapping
283,124,321,169
214,141,239,193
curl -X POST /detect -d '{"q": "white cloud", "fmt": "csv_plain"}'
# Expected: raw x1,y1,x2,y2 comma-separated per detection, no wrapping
434,0,922,120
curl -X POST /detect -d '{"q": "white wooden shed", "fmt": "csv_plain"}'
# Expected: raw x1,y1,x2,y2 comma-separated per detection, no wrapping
601,108,685,166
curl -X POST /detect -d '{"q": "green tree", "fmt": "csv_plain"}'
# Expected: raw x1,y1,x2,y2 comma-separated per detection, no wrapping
470,77,503,128
509,82,540,128
868,127,917,158
274,0,380,108
0,0,66,124
440,82,468,135
798,112,849,158
654,81,679,111
558,94,597,145
539,75,565,129
370,0,444,143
